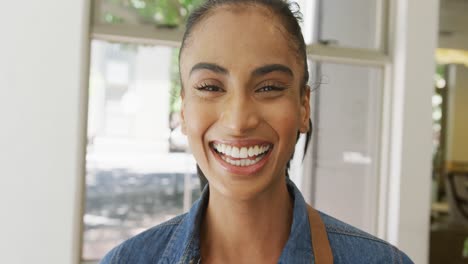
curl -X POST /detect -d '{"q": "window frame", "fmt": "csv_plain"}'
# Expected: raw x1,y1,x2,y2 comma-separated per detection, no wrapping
81,0,406,262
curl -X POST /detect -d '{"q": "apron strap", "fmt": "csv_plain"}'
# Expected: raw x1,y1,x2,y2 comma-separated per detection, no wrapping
307,205,334,264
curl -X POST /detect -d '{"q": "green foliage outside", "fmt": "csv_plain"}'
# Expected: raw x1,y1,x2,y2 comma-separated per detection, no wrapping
435,64,446,81
463,237,468,258
100,0,204,114
103,0,205,27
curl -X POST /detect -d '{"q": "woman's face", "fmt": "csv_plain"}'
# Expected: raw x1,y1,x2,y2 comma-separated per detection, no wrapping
180,5,310,200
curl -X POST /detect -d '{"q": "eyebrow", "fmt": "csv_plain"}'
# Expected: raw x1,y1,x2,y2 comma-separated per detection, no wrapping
252,64,294,78
190,63,228,76
189,62,294,78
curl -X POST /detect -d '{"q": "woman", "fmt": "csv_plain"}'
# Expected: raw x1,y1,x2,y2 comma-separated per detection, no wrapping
101,0,413,263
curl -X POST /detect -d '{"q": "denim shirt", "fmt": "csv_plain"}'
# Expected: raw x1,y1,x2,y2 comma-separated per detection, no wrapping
100,179,413,264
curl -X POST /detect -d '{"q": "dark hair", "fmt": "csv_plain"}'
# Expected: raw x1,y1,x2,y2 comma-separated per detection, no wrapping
179,0,312,187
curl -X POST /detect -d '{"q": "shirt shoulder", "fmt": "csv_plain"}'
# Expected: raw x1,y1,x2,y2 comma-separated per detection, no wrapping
319,212,414,264
99,213,186,264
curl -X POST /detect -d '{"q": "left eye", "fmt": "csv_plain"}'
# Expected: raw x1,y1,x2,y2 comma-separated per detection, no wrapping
256,86,285,93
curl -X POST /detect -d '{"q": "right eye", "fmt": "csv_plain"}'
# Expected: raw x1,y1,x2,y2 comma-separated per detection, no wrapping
194,83,224,93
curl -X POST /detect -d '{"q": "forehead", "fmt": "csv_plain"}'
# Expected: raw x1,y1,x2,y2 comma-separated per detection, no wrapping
181,5,301,75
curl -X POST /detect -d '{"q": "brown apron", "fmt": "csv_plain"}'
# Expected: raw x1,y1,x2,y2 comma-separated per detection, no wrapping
307,205,334,264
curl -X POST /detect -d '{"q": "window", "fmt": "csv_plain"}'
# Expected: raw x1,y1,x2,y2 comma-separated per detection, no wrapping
83,40,200,261
318,0,385,50
296,0,387,50
300,0,390,237
310,63,383,233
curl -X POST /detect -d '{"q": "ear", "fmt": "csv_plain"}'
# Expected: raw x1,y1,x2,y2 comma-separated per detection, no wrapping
180,90,187,135
299,85,311,134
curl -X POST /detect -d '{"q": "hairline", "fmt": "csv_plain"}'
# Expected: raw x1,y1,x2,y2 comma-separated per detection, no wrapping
178,2,308,92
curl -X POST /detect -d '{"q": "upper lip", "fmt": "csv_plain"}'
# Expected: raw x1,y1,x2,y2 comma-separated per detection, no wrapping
210,139,273,147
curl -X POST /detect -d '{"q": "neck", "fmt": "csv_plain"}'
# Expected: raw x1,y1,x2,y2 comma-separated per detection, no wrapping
200,178,293,263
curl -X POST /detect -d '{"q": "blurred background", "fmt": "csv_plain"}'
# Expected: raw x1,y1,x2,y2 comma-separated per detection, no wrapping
1,0,467,263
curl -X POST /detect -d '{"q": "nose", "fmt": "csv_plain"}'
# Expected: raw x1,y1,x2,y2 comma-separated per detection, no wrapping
219,92,260,135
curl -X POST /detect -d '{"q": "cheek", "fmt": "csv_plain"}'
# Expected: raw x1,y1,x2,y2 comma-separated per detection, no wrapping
277,111,301,153
261,99,302,161
183,100,217,152
264,99,302,137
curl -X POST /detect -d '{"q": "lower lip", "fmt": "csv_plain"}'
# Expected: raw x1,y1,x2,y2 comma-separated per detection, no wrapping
210,146,273,176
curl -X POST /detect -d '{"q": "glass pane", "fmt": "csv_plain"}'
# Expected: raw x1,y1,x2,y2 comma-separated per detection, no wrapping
288,60,320,191
93,0,204,27
294,0,317,44
318,0,383,50
93,0,385,51
83,40,201,261
311,63,383,234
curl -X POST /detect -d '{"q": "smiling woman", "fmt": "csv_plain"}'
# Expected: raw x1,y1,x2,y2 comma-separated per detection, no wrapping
99,1,413,263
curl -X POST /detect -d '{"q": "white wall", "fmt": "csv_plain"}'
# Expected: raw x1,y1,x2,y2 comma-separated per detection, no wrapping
0,1,89,264
388,0,439,263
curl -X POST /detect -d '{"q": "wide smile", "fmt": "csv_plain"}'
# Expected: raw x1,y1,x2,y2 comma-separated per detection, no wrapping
209,141,274,175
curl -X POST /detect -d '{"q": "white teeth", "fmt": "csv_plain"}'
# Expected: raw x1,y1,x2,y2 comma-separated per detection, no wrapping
253,145,260,156
240,147,248,158
248,147,254,157
225,145,232,156
213,143,270,159
221,155,264,167
221,144,226,153
231,147,240,158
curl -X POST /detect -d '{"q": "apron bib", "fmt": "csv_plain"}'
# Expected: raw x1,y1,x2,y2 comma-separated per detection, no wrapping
307,205,334,264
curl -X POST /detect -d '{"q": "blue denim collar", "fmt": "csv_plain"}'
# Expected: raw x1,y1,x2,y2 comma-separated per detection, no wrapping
161,178,312,263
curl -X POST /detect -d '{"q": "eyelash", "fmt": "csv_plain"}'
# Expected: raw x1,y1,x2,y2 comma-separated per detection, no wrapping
195,83,223,92
194,84,286,93
256,85,286,93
